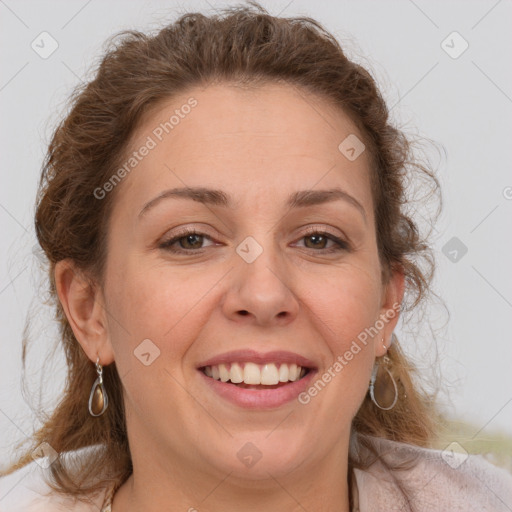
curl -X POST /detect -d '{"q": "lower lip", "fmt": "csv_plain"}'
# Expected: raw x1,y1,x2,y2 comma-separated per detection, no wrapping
198,369,317,409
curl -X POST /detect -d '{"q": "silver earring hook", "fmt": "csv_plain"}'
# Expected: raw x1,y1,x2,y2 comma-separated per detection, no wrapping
89,355,108,416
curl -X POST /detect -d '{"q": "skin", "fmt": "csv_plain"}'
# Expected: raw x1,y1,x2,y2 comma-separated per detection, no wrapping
55,82,404,512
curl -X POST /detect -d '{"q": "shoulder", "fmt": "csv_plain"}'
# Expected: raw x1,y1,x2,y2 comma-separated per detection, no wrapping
353,434,512,512
0,445,111,511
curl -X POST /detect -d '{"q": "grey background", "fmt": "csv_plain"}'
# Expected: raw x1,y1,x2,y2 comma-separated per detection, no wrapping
1,0,511,468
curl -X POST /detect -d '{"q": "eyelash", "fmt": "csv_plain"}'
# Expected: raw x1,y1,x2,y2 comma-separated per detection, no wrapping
158,227,350,255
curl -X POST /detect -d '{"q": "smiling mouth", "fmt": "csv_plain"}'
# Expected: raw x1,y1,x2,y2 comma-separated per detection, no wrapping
200,362,311,390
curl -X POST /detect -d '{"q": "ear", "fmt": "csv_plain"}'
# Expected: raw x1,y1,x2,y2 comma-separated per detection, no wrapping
54,259,115,365
374,266,405,358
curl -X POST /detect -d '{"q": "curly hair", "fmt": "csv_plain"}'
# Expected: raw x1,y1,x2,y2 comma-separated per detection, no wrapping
2,2,442,509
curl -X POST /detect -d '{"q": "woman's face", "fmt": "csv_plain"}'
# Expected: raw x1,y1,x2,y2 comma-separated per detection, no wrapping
95,83,402,481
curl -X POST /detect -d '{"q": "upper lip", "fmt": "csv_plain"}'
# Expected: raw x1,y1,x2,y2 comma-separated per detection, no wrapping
197,349,317,370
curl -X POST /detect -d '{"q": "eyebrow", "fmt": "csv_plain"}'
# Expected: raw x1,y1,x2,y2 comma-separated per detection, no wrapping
138,186,367,223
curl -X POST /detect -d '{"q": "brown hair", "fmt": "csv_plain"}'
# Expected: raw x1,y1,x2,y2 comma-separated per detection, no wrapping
2,1,442,507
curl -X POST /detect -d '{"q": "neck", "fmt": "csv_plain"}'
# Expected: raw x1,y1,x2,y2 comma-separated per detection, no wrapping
111,439,352,512
113,469,351,512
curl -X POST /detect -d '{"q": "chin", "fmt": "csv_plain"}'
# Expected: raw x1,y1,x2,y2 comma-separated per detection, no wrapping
204,434,309,481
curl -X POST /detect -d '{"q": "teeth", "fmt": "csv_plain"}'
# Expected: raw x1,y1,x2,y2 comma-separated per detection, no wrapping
261,363,280,385
244,362,261,384
203,362,307,385
230,363,244,383
219,364,229,382
289,363,298,382
278,363,289,382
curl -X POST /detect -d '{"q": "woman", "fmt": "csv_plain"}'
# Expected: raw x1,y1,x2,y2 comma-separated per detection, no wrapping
1,2,511,511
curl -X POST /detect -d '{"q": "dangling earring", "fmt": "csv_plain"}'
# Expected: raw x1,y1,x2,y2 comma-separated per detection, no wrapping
369,337,398,411
88,356,109,417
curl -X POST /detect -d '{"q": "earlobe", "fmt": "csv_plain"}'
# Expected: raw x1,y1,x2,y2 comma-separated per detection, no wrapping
54,259,114,365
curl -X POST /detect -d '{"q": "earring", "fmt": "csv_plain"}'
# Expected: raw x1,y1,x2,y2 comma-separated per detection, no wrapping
88,356,109,417
369,338,398,411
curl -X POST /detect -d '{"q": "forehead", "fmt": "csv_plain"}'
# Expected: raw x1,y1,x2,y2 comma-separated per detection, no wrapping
135,81,363,151
112,82,372,217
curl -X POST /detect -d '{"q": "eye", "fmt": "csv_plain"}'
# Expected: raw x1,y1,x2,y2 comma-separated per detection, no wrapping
295,228,350,253
159,229,216,253
158,227,350,255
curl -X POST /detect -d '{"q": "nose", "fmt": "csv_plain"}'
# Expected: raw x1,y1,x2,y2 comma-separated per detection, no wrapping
221,240,300,327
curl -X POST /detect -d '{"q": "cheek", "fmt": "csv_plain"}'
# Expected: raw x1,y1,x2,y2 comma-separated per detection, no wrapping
105,262,223,367
298,263,381,409
103,264,212,420
304,265,382,347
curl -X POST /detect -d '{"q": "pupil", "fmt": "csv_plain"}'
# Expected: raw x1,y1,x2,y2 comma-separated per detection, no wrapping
184,234,201,248
307,234,325,248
